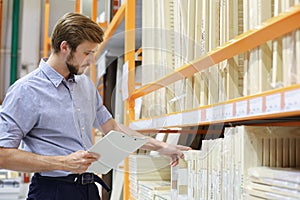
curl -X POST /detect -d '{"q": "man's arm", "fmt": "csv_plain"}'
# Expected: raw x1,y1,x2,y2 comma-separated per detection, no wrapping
0,147,99,173
99,119,191,166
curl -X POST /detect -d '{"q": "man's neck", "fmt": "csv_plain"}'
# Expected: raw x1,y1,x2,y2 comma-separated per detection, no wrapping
46,54,70,79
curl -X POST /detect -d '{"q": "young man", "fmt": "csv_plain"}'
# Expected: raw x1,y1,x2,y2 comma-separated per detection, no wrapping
0,13,190,199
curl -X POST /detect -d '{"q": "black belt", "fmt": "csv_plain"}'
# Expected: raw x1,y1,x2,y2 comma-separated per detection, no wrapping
35,173,111,192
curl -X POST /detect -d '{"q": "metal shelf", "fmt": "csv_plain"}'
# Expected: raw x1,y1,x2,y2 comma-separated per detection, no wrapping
120,3,300,200
130,4,300,101
130,84,300,130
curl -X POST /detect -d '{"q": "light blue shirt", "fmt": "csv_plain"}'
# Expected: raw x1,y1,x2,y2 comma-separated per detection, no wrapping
0,59,112,176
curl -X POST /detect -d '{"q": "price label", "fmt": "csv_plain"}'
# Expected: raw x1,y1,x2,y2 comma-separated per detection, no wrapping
265,93,281,113
224,103,233,119
153,116,167,128
129,119,152,130
213,105,224,120
167,113,182,127
249,97,263,116
284,89,300,111
182,110,201,125
206,107,213,122
236,100,247,117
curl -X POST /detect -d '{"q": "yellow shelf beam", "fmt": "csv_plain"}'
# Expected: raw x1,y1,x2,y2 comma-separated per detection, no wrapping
95,2,126,59
75,0,81,13
91,0,97,21
90,0,98,86
43,0,50,58
131,4,300,100
129,84,300,129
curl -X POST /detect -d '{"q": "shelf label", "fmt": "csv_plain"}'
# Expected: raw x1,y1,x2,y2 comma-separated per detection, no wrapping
212,105,224,120
249,97,263,116
166,113,183,127
129,119,152,130
182,110,201,125
224,103,233,119
265,93,281,113
206,107,213,122
153,116,167,128
236,100,247,117
284,89,300,111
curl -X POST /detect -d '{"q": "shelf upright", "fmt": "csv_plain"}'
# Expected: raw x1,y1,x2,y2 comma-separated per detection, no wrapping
89,0,98,145
123,1,136,199
43,0,50,58
75,0,81,13
90,0,98,86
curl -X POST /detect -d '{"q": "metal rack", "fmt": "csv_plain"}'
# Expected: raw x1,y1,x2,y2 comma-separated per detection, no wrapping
90,1,300,199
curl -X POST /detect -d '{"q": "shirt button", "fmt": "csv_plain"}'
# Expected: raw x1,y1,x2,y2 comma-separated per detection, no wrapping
77,108,81,112
82,127,85,131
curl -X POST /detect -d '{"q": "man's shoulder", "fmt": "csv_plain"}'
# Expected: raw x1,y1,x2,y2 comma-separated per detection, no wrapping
75,74,95,86
9,68,45,93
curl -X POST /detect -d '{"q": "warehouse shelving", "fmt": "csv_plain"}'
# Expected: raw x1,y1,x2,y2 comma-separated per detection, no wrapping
95,1,300,200
128,3,300,130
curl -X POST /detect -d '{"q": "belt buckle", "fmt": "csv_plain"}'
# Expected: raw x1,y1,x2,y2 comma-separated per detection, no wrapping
81,173,94,185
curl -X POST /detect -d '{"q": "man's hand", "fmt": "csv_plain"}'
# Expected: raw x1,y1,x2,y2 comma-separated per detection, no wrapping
99,119,192,167
63,150,100,174
157,144,191,166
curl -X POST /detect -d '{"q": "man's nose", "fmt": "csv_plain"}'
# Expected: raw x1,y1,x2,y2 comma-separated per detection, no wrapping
87,53,96,64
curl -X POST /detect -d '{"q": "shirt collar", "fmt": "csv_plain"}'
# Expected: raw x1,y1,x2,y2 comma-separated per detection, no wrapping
39,58,76,87
67,73,76,83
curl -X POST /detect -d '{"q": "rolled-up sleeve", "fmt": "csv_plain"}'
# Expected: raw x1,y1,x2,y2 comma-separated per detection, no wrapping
93,90,112,128
0,83,40,148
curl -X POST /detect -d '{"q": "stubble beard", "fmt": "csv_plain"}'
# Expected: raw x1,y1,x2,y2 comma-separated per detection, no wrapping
66,51,79,75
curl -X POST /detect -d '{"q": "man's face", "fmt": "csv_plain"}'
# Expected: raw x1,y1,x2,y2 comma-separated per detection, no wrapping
66,41,98,75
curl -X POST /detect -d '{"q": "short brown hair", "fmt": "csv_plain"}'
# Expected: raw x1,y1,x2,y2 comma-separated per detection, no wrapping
50,13,104,53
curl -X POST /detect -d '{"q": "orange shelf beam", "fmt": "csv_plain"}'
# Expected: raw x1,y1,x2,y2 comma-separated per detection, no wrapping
124,0,136,123
129,84,300,129
95,2,126,59
131,4,300,100
75,0,81,13
90,0,98,86
43,0,50,58
123,0,136,200
123,3,137,197
135,47,142,56
98,21,108,29
91,0,97,22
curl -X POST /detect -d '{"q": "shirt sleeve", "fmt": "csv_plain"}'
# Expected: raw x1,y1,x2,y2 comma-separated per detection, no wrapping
93,89,112,128
0,82,40,148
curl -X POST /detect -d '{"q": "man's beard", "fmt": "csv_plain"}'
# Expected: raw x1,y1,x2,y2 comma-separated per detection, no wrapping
66,62,78,75
66,52,78,75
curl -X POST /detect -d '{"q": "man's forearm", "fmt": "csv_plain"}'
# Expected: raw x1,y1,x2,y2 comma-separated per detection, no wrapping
0,147,65,172
99,118,191,167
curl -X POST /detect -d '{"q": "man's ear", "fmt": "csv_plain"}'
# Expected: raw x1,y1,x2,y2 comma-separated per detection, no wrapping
60,41,70,53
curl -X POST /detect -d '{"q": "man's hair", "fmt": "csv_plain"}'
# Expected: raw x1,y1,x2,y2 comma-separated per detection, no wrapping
50,12,104,53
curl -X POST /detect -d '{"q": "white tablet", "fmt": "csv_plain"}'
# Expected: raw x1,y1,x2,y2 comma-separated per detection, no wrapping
87,130,147,174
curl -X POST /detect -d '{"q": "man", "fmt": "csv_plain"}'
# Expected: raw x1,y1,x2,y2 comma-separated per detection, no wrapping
0,13,190,199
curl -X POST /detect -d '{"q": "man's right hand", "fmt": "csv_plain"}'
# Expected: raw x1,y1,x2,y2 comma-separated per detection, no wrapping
63,150,100,174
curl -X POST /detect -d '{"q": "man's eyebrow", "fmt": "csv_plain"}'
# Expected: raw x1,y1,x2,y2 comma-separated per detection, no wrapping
85,50,97,54
84,50,97,54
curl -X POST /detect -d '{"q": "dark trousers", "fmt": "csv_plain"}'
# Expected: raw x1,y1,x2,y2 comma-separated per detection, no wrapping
27,173,101,200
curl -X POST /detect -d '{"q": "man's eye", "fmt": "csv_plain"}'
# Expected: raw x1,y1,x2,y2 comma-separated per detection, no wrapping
84,52,90,56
